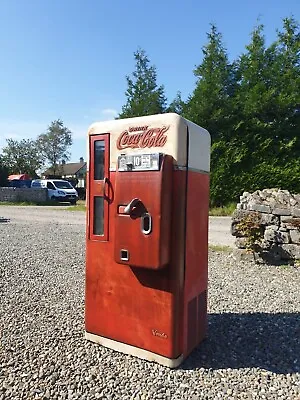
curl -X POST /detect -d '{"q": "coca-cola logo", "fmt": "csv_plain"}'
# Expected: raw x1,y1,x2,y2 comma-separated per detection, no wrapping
116,125,170,150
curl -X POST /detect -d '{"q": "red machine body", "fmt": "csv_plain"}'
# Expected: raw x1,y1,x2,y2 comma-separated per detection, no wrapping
85,113,210,367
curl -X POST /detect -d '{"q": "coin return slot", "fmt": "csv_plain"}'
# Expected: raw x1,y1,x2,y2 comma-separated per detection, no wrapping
141,213,152,235
120,249,129,261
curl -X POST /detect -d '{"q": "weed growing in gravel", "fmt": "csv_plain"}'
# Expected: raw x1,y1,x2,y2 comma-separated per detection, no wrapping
235,212,264,251
209,245,232,252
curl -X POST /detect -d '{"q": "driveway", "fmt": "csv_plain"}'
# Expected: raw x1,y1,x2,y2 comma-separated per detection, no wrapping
0,206,234,247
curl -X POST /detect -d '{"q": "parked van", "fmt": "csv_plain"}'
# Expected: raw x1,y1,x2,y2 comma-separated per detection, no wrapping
31,179,78,204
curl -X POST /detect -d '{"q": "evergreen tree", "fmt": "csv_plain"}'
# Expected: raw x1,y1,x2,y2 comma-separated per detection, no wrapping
118,48,167,118
184,24,236,142
230,19,300,197
166,91,185,115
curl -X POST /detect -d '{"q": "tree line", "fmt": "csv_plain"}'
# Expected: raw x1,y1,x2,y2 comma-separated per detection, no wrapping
118,17,300,206
1,17,299,205
0,119,72,184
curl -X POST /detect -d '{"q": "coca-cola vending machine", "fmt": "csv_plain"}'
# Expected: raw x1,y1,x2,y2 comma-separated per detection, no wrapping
85,113,210,367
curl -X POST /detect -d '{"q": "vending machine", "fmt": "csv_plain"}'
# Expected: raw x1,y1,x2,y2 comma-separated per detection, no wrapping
85,113,210,367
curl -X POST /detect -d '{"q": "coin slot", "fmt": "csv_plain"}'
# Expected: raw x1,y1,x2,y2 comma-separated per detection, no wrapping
120,249,129,261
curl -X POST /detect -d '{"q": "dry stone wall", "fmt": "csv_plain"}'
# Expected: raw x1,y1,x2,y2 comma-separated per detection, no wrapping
0,188,48,203
231,189,300,262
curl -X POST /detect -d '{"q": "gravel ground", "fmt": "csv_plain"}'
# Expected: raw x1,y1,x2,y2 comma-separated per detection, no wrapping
0,207,299,399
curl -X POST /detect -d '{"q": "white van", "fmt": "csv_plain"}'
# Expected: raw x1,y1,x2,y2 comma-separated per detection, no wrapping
31,179,78,204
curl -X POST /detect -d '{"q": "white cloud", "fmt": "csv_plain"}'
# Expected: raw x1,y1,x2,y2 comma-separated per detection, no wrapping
0,120,46,141
69,123,89,139
101,108,118,117
81,107,118,122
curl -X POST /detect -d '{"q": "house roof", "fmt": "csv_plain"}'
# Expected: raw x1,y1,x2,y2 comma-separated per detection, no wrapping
8,174,31,180
44,162,86,176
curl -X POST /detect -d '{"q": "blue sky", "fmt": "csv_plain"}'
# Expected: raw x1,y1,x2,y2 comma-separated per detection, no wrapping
0,0,299,163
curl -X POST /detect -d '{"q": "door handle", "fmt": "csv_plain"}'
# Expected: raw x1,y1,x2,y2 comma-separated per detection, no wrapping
102,177,109,196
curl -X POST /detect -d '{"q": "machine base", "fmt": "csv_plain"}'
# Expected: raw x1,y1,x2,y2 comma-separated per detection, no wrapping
85,332,184,368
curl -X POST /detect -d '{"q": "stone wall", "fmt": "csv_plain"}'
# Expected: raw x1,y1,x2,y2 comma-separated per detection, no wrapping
231,189,300,262
0,188,48,203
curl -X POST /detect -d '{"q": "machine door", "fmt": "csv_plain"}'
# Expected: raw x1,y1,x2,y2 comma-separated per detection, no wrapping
114,153,173,269
89,134,110,241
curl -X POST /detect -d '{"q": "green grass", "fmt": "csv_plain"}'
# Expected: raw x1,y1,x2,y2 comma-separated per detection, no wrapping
0,200,86,209
63,200,86,212
209,244,232,252
0,200,57,206
209,202,236,216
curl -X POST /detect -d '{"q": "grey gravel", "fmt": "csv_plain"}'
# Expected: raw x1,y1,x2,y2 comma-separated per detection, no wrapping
0,206,300,400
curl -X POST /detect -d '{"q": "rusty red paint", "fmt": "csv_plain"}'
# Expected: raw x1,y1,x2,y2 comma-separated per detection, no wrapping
85,135,209,362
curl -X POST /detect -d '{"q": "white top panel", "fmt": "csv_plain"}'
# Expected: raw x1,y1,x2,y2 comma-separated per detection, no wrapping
87,113,210,172
186,119,211,173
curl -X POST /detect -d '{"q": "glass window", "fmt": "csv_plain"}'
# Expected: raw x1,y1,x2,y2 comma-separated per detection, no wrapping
94,140,105,180
47,182,55,190
93,196,104,235
53,180,73,189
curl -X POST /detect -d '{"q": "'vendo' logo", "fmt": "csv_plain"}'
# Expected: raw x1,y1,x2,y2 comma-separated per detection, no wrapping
151,329,168,339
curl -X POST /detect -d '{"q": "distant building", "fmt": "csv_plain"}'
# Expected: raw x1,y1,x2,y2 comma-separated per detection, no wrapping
8,174,31,181
43,157,87,188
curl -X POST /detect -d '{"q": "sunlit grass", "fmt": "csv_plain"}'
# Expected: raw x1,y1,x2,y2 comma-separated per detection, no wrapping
209,202,236,216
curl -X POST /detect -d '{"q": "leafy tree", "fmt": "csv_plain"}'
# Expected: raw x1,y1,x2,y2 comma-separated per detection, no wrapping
1,138,43,177
118,48,167,118
37,119,72,176
0,156,8,186
184,24,236,142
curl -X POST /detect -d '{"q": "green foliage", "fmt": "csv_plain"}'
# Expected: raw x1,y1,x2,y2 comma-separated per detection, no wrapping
235,212,264,251
118,48,167,118
1,139,42,177
0,157,9,186
166,91,185,115
37,119,72,176
116,18,300,206
184,24,237,142
207,17,300,205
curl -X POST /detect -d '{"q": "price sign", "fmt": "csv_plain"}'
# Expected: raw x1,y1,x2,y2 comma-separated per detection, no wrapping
118,153,161,171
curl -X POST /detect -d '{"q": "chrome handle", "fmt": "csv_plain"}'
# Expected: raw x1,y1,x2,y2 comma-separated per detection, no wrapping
102,177,108,196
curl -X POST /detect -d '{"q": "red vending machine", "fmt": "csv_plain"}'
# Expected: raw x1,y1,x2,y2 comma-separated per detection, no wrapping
85,113,211,367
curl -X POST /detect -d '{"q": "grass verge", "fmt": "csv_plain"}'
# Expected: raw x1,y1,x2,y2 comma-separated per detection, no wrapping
0,200,86,210
209,202,236,216
0,201,57,206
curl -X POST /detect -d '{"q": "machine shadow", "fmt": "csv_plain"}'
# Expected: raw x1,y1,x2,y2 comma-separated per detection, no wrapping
180,312,300,374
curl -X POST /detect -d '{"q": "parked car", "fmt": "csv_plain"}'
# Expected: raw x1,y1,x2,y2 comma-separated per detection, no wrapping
8,179,32,188
31,179,78,204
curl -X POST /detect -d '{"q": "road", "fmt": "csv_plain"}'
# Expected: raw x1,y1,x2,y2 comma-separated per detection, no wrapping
0,206,234,247
208,216,235,247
